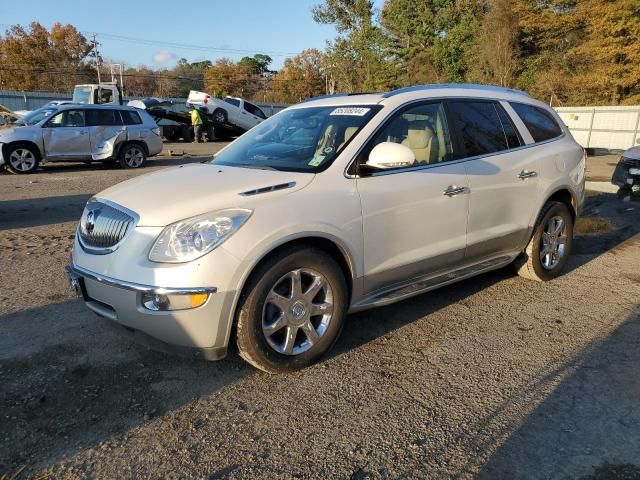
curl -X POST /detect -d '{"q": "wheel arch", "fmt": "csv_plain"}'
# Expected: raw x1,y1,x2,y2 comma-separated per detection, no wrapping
544,187,577,221
3,140,43,162
115,139,149,159
224,234,357,349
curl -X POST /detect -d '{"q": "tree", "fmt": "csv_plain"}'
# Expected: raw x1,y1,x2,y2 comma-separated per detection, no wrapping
0,22,95,92
267,49,326,103
313,0,390,92
470,0,520,87
238,54,273,75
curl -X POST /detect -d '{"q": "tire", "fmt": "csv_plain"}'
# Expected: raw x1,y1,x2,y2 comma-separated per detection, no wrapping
513,201,574,281
165,128,181,142
5,144,40,174
235,246,348,373
206,126,216,142
213,109,228,125
182,125,194,143
118,143,147,169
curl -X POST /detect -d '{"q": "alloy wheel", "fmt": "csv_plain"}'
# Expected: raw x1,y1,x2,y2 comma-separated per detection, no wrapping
540,215,567,270
124,147,144,168
9,148,36,172
261,268,334,356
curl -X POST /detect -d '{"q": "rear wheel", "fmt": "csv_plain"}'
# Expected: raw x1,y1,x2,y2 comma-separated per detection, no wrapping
513,202,573,281
118,144,147,169
236,247,348,373
5,144,39,174
213,109,227,124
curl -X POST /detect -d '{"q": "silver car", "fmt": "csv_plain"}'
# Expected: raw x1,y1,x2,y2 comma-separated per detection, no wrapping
69,84,585,373
0,104,163,174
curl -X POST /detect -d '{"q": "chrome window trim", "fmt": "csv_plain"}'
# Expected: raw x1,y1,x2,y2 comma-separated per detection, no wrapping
76,197,140,255
343,96,566,179
67,264,217,295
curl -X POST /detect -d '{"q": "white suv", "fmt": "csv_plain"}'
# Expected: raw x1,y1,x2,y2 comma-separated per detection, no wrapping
68,84,585,373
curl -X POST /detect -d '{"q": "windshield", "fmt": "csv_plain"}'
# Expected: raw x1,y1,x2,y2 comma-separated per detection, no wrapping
16,107,57,126
211,105,380,172
72,86,92,104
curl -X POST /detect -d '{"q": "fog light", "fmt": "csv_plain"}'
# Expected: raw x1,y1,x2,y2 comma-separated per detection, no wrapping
142,292,209,311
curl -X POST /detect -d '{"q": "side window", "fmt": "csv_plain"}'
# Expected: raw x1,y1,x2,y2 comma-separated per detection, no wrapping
99,88,113,104
225,98,241,108
368,102,454,167
86,109,122,126
121,110,143,125
255,106,267,119
46,109,85,128
244,102,257,115
495,104,523,149
447,101,509,157
510,102,563,142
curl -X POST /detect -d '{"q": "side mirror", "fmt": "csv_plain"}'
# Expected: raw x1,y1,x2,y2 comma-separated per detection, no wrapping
366,142,416,169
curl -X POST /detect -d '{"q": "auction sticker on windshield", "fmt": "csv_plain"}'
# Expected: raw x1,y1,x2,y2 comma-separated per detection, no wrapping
330,107,371,116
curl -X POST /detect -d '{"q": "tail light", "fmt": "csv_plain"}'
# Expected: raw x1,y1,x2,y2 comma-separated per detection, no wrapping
204,95,210,105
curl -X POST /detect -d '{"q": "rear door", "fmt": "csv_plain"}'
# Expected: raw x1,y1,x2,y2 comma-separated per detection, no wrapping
87,109,126,160
446,99,539,261
42,109,91,160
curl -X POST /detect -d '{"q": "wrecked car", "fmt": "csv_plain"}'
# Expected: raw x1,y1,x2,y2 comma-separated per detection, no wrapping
612,144,640,191
0,104,162,174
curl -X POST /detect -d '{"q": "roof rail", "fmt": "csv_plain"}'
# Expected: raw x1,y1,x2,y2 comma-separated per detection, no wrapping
299,93,349,103
299,92,379,103
382,83,530,98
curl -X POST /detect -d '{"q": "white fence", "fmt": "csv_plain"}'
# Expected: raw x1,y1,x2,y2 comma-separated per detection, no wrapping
555,106,640,152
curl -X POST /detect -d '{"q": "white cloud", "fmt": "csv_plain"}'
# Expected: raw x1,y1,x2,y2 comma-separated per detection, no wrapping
152,50,178,65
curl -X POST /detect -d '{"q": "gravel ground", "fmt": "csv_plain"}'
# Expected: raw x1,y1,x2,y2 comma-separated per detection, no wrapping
1,149,639,479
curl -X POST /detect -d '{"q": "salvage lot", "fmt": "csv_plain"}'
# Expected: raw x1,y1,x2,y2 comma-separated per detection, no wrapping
1,147,640,479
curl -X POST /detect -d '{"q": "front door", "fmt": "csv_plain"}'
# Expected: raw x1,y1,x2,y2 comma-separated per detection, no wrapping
356,102,469,295
42,109,91,160
446,99,540,260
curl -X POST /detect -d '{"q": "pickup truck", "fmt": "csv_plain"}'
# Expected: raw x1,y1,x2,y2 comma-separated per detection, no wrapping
187,91,267,132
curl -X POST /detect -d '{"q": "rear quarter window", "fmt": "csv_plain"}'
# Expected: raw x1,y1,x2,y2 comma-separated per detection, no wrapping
121,110,143,125
510,102,563,142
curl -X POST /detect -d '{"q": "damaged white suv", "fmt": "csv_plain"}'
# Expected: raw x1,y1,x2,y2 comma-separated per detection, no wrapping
68,84,585,373
0,104,162,173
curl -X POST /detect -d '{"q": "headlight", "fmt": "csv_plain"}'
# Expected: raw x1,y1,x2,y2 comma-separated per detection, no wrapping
149,208,252,263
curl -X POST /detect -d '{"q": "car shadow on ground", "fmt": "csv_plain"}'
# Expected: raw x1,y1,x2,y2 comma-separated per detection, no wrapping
0,194,92,230
471,307,640,479
0,299,254,476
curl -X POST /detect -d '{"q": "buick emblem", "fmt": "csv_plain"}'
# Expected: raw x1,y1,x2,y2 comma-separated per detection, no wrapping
85,210,97,234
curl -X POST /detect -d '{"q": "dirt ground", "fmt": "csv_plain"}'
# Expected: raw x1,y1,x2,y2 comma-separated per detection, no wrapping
1,147,639,479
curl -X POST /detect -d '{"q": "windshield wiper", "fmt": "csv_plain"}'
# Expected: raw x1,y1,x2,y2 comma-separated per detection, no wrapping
233,163,280,171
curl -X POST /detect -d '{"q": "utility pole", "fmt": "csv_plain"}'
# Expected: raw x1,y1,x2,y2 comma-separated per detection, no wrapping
92,33,101,83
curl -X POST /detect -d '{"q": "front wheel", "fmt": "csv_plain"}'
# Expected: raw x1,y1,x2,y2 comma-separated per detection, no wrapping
119,144,147,169
235,247,348,373
513,201,574,281
5,144,40,174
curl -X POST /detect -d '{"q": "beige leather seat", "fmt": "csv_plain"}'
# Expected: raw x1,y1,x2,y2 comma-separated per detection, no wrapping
402,123,436,164
338,126,359,150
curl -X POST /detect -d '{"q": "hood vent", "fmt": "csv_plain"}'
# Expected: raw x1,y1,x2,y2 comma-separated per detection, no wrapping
239,181,296,196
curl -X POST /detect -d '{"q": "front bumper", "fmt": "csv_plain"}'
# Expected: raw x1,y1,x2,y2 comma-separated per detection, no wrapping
67,263,235,360
612,157,640,187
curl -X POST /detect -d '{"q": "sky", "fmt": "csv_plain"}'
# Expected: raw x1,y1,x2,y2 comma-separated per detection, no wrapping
1,0,385,70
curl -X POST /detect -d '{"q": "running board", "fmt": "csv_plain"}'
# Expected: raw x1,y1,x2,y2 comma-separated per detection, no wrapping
350,255,514,312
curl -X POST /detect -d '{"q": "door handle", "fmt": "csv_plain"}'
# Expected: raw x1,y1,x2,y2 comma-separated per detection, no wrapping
443,185,466,197
518,170,537,179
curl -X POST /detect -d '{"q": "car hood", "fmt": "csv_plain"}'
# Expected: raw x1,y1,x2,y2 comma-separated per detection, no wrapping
623,146,640,160
96,163,314,226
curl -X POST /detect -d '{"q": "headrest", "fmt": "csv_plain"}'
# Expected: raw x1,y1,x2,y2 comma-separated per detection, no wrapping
406,124,434,149
343,126,358,143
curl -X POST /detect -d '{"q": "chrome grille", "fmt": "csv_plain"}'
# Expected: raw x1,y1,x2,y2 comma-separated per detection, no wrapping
78,201,135,252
